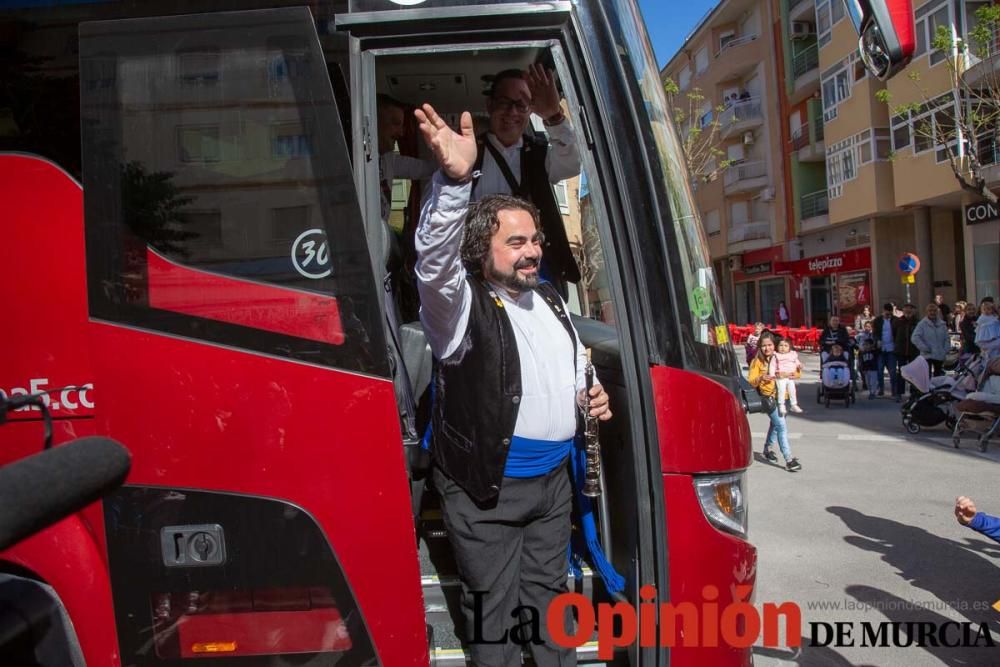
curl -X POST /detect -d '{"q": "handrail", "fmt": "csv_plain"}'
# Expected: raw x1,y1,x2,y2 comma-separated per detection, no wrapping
724,159,767,186
801,189,829,218
716,33,758,57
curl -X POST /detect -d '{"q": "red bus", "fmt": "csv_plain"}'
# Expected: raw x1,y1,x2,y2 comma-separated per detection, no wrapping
1,0,757,664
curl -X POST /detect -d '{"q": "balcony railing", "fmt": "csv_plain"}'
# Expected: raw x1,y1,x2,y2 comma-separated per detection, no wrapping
792,43,819,77
977,128,999,167
716,33,758,57
724,160,767,187
728,221,771,244
801,189,829,219
790,126,810,150
812,114,825,141
719,97,763,127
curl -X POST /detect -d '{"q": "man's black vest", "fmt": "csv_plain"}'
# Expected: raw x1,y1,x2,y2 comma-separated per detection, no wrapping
430,277,576,505
472,133,582,285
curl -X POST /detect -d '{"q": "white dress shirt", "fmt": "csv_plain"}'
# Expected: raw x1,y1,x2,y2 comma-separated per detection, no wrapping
415,172,589,441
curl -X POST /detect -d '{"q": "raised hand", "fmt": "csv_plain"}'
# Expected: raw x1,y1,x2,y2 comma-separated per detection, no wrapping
955,496,977,526
525,64,561,120
413,104,477,182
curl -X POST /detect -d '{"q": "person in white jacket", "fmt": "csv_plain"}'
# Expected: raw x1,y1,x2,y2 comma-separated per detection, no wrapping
911,303,951,376
975,299,1000,362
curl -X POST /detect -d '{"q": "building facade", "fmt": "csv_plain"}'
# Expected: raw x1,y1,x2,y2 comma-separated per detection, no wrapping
664,0,998,327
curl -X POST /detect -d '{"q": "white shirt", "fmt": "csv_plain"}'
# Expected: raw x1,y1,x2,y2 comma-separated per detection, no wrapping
415,172,589,441
379,151,436,222
471,120,581,200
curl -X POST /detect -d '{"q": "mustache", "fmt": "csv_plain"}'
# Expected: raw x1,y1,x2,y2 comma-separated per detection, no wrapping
514,258,538,270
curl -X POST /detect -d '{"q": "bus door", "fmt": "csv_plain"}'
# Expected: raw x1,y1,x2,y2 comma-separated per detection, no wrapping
79,8,426,665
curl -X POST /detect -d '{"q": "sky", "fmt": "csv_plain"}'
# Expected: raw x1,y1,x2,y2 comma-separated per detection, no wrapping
637,0,721,69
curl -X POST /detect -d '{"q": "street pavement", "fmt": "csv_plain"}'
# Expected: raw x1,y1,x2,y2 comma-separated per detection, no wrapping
745,349,1000,667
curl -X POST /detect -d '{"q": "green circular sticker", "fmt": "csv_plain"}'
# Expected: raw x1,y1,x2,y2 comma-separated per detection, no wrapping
690,286,713,321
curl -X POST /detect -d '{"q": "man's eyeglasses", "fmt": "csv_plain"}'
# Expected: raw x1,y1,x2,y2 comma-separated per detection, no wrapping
492,96,530,114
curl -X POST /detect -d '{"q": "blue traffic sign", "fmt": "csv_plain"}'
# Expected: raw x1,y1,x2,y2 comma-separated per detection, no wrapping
897,253,920,275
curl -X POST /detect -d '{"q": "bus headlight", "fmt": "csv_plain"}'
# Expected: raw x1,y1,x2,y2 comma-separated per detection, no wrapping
694,472,748,538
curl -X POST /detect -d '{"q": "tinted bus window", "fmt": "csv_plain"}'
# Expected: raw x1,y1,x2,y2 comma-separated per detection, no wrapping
606,0,738,377
78,8,387,376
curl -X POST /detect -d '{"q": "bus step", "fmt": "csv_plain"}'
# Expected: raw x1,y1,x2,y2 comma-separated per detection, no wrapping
422,568,594,615
429,641,606,665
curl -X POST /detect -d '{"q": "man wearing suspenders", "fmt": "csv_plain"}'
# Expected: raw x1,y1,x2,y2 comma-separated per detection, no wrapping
470,65,582,295
412,98,612,666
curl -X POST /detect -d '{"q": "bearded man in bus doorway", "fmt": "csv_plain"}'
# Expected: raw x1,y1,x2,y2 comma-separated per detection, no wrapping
413,99,612,666
471,65,582,298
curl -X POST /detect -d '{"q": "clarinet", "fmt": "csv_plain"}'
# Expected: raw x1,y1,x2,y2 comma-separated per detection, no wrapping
582,349,603,498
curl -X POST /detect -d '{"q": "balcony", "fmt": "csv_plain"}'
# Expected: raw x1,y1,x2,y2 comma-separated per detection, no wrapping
716,33,758,58
963,28,999,87
978,128,1000,186
789,0,815,22
724,159,768,194
719,97,764,139
713,34,761,83
799,189,829,231
790,122,824,161
789,43,819,104
728,220,772,253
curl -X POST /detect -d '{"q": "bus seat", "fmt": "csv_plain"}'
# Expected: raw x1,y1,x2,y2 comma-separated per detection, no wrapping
399,321,433,401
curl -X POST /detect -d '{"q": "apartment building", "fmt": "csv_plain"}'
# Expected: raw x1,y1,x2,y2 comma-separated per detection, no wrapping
802,0,997,318
662,0,790,325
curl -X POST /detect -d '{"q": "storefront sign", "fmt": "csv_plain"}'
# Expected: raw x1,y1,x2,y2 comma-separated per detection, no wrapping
964,200,999,225
774,248,871,277
742,262,772,276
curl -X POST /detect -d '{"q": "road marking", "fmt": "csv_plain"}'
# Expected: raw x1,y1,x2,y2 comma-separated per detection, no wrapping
836,434,908,442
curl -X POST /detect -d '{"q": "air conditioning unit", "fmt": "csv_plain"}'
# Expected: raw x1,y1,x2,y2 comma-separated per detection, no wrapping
743,131,755,145
791,22,814,39
761,186,776,201
728,256,743,271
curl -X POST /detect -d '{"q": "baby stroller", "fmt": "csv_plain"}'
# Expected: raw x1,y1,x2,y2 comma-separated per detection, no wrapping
899,355,984,434
952,357,1000,452
818,353,854,407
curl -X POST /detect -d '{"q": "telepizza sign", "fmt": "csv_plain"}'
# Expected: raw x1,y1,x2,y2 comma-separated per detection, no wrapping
774,248,871,277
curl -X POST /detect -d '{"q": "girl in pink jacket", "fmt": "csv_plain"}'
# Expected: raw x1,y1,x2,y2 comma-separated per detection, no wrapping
770,339,804,415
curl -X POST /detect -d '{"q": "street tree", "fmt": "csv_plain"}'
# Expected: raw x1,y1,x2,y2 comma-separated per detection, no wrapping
875,4,999,204
663,77,732,184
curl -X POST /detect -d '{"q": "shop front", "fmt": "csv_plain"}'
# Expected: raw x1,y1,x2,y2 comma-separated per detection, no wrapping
964,199,999,303
775,247,872,328
730,246,789,325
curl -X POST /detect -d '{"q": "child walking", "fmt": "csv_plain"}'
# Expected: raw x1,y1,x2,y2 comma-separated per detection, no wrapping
860,339,879,399
770,338,804,415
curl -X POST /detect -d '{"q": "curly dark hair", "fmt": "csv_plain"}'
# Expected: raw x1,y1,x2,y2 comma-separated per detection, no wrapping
460,194,541,272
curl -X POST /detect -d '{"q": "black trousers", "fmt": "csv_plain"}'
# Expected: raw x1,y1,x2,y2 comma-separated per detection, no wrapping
433,463,576,667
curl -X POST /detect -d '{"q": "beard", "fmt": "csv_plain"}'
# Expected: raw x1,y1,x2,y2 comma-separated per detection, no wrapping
486,255,540,292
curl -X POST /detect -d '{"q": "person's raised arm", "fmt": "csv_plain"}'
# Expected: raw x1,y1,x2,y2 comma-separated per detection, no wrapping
525,64,580,183
412,105,478,360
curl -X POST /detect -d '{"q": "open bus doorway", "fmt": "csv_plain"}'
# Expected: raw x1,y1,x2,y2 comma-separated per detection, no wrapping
367,42,638,663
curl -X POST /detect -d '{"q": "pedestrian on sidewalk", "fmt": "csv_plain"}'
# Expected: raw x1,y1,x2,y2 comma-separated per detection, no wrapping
771,338,804,415
748,332,801,472
894,303,920,400
975,299,1000,362
960,302,979,357
873,302,899,398
954,496,1000,544
860,339,879,399
911,303,950,376
745,322,765,367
